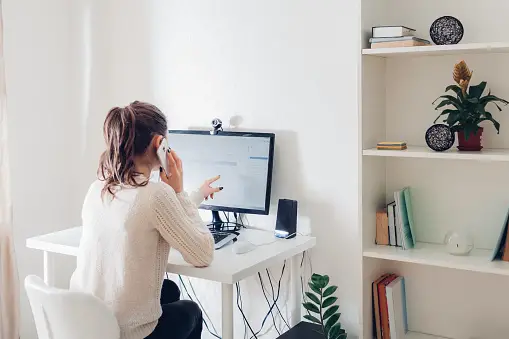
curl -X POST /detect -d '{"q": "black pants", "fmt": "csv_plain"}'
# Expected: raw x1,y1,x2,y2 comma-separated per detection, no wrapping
145,280,203,339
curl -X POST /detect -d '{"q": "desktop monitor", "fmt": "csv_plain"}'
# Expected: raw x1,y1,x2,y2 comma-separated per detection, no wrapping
167,130,275,227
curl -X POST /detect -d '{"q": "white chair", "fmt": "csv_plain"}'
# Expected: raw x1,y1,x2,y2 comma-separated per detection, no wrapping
24,275,120,339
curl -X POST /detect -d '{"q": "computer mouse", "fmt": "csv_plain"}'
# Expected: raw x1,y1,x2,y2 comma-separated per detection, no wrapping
232,240,256,255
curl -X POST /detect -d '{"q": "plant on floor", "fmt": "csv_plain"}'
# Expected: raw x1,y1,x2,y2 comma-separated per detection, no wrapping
303,274,347,339
432,60,509,150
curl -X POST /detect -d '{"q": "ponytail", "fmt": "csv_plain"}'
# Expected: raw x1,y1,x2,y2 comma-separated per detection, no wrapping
98,101,167,198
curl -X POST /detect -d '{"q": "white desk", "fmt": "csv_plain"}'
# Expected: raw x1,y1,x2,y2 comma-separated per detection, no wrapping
26,227,316,339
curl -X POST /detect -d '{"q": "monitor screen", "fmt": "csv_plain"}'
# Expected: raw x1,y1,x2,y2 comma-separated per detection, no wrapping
167,130,275,215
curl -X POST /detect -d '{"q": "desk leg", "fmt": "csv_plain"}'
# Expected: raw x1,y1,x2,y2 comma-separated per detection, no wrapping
221,283,234,339
290,255,301,327
43,251,55,286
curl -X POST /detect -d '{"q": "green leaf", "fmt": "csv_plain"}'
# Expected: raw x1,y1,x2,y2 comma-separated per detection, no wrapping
469,81,487,99
480,95,509,105
328,324,343,339
312,274,327,289
434,109,458,123
305,292,320,305
308,282,321,294
303,314,321,324
445,84,463,99
446,111,461,127
325,313,340,335
479,116,501,134
311,273,323,281
303,302,320,313
322,296,338,308
323,306,340,320
493,102,503,111
323,285,338,297
434,99,462,111
438,95,462,105
467,97,479,104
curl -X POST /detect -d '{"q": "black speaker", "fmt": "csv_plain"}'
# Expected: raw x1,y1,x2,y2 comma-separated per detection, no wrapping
275,199,298,239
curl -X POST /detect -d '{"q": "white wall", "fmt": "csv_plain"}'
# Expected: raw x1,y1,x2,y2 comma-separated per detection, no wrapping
4,1,78,338
5,0,362,337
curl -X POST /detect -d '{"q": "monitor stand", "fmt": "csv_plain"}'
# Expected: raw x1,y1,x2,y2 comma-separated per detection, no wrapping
211,211,224,231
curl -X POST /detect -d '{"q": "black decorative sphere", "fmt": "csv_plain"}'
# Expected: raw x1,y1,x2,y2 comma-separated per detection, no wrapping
425,124,455,152
430,16,464,45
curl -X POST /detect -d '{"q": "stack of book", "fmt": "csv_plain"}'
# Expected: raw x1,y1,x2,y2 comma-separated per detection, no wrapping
376,142,407,150
370,26,431,49
376,187,416,250
373,273,408,339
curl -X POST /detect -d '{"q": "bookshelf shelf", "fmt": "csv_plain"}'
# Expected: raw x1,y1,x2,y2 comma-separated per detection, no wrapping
362,42,509,57
363,243,509,276
363,146,509,162
405,332,450,339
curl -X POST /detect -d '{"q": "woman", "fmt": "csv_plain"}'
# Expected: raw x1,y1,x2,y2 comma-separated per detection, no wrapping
70,101,219,339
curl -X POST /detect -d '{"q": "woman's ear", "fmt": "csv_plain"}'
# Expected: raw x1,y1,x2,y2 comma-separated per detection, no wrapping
152,135,164,150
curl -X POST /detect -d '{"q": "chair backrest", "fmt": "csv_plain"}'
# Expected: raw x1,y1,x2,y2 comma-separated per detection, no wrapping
24,275,120,339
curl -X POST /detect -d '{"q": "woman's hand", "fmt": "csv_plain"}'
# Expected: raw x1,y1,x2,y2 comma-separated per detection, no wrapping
200,175,223,200
160,150,183,193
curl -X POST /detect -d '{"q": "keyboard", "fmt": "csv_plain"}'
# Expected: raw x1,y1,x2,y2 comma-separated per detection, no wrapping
212,232,237,250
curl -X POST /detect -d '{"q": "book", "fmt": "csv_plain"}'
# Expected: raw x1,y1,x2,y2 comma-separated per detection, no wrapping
386,277,408,339
372,274,390,339
387,202,397,246
369,36,429,44
377,141,407,151
372,26,415,38
403,188,416,247
394,204,403,247
491,208,509,261
394,188,415,250
370,37,431,49
377,141,407,147
376,209,390,245
378,274,398,339
377,145,407,150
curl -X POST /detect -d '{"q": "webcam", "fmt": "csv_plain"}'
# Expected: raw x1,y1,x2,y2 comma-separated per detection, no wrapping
210,118,223,135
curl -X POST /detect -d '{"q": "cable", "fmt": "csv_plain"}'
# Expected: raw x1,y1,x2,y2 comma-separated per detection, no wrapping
238,282,248,339
236,282,258,339
257,273,281,335
265,269,290,330
177,275,221,339
186,277,219,335
249,261,286,339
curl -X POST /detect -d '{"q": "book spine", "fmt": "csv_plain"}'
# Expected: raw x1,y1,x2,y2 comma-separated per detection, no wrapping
388,204,396,246
378,275,398,339
394,192,405,249
376,210,390,245
386,284,397,339
373,274,389,339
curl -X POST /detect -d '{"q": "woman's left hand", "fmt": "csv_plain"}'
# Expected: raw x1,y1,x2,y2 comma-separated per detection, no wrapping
200,175,223,200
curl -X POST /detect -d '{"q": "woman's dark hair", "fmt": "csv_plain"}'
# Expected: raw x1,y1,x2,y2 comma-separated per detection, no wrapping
98,101,167,197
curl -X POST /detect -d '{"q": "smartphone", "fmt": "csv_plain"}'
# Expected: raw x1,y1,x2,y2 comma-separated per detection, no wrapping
156,138,170,175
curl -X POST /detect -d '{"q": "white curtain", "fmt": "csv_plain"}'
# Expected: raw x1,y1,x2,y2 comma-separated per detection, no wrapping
0,1,19,338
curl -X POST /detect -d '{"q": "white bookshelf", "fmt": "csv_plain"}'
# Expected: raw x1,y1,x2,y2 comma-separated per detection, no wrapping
362,42,509,57
360,1,509,338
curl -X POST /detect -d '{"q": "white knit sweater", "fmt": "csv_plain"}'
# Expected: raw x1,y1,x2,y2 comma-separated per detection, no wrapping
69,179,214,339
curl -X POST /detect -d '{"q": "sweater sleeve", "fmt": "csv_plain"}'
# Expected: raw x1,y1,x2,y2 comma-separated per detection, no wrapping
150,184,214,267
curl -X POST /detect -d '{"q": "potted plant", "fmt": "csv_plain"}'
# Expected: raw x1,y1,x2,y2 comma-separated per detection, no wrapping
302,274,347,339
432,60,509,151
